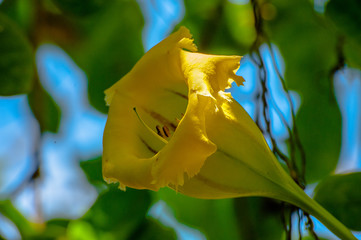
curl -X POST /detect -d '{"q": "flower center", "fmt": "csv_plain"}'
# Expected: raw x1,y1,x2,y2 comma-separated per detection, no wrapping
155,112,184,139
132,83,189,157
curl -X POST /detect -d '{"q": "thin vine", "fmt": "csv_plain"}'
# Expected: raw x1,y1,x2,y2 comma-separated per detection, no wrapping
249,0,318,239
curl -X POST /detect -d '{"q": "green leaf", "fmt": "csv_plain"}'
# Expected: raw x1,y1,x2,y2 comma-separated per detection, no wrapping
343,37,361,69
0,12,34,96
27,80,61,133
314,172,361,231
179,0,221,45
157,188,241,240
301,236,329,240
0,0,35,31
61,0,144,113
266,0,341,183
128,219,177,240
26,220,69,240
80,157,104,186
325,0,361,69
67,221,97,240
51,0,109,17
179,0,246,55
0,200,36,238
234,197,284,240
326,0,361,42
83,188,152,238
224,1,256,51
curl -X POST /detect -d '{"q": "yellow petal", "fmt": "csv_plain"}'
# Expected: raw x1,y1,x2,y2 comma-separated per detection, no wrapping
104,26,196,107
102,26,356,240
181,51,245,94
103,27,245,189
151,94,217,187
102,27,224,189
173,95,295,197
102,92,164,191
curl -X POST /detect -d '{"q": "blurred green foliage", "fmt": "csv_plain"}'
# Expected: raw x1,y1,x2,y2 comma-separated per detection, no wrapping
314,173,361,231
51,0,109,17
157,188,241,240
0,12,33,95
267,0,341,183
66,0,144,113
325,0,361,69
27,80,61,133
326,0,361,42
1,0,361,239
0,200,36,238
234,198,284,240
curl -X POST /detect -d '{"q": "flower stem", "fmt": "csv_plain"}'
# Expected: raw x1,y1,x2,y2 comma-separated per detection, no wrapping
286,182,356,240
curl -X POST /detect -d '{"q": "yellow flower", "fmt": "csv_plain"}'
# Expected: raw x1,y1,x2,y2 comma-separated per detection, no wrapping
102,27,355,240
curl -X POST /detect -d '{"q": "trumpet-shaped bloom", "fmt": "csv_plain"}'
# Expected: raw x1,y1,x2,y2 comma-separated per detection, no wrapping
102,27,355,239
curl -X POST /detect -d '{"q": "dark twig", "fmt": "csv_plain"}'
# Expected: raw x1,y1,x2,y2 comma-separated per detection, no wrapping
248,0,316,239
304,212,319,240
297,209,303,240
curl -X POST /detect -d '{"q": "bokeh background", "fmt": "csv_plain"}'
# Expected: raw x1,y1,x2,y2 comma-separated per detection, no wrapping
1,0,361,239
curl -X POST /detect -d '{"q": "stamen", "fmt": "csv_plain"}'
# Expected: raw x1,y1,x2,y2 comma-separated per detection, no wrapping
133,108,168,144
166,89,188,100
156,125,166,138
142,107,177,131
163,126,170,137
156,125,171,138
